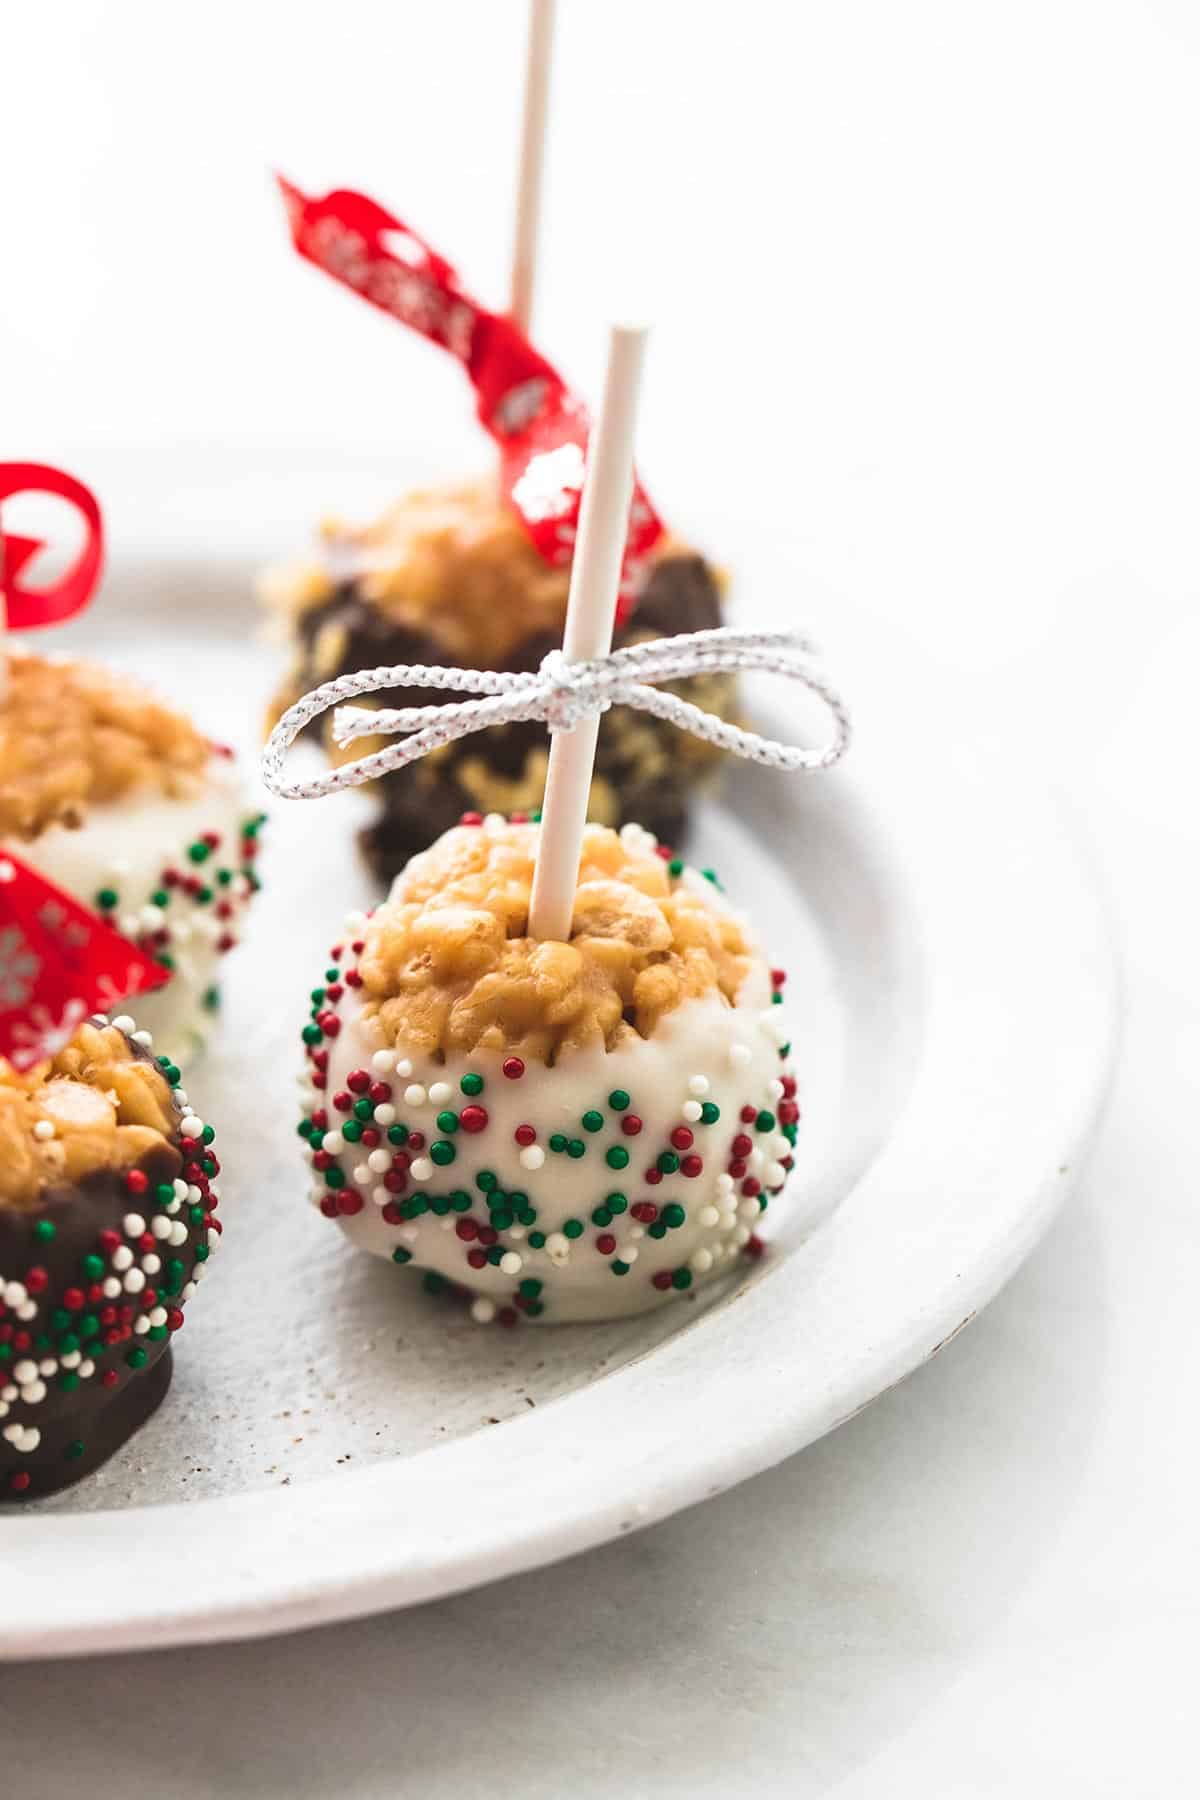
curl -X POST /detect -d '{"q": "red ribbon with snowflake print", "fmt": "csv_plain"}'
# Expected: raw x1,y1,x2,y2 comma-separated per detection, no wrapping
0,854,167,1071
0,464,105,631
276,178,665,618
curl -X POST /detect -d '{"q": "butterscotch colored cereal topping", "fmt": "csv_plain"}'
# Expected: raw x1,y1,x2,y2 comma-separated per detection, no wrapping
0,654,211,841
262,478,703,668
359,822,754,1063
0,1023,178,1210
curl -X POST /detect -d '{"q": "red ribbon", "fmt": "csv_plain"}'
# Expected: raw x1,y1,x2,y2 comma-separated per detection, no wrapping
0,853,168,1071
0,463,105,630
277,178,664,618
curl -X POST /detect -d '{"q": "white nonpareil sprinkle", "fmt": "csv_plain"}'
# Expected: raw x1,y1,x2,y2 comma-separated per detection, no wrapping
32,1119,56,1141
428,1081,453,1106
410,1157,433,1182
111,1246,134,1272
729,1043,752,1069
681,1100,703,1123
688,1074,711,1097
471,1297,496,1324
367,1148,391,1174
371,1049,396,1074
110,1014,136,1033
373,1103,397,1127
404,1084,428,1108
499,1251,522,1275
519,1145,545,1171
123,1213,146,1239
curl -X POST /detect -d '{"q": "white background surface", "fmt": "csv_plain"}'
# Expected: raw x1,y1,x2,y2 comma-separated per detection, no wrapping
1,1,1197,1794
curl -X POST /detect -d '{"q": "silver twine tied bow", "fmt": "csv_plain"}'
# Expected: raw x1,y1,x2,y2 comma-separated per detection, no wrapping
260,627,851,801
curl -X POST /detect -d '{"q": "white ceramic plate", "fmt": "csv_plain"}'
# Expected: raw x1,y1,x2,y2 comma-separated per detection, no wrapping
0,539,1119,1657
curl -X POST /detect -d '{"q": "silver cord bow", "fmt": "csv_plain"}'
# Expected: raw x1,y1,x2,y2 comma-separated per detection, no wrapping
260,626,851,801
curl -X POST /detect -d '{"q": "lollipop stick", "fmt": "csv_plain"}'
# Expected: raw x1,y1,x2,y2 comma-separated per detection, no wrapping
529,321,649,942
509,0,556,333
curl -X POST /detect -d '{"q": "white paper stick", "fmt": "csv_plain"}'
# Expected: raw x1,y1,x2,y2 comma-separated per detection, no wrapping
528,321,649,941
509,0,556,333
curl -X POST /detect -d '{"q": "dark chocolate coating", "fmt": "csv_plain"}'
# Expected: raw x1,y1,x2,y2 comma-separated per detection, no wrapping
0,1037,211,1501
288,550,733,885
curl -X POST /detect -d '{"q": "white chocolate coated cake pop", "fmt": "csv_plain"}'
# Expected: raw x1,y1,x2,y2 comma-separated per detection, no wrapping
0,655,264,1068
297,817,797,1324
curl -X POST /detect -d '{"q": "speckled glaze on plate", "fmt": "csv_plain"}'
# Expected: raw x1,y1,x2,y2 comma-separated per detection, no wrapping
0,538,1118,1657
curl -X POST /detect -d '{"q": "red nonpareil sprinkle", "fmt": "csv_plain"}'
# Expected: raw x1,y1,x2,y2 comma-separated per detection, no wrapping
312,1050,329,1072
407,1132,425,1152
498,1307,518,1328
510,811,529,824
477,1225,498,1247
98,1229,120,1254
502,1057,525,1080
596,1233,617,1255
383,1170,406,1193
361,1127,381,1148
368,1080,392,1105
125,1169,149,1196
631,1201,658,1223
681,1155,703,1178
24,1267,48,1295
216,934,237,954
312,1151,333,1172
771,968,787,987
741,1177,762,1198
391,1151,411,1174
319,1195,339,1218
332,1091,352,1113
621,1114,643,1136
167,1307,185,1331
62,1288,85,1312
651,1270,673,1289
321,1015,341,1038
745,1233,766,1260
99,1305,117,1326
311,1072,327,1090
323,981,342,1001
655,844,673,861
645,1167,663,1186
455,1218,478,1241
778,1100,800,1126
740,1105,757,1124
310,1108,329,1130
351,940,365,955
459,1105,488,1134
337,1192,364,1216
782,1074,797,1098
101,1368,119,1389
381,1201,403,1224
138,1232,156,1253
729,1160,747,1180
459,811,483,827
514,1124,537,1147
12,1331,31,1351
346,1069,370,1094
731,1133,753,1158
344,969,363,988
467,1248,488,1269
8,1471,31,1493
670,1125,694,1151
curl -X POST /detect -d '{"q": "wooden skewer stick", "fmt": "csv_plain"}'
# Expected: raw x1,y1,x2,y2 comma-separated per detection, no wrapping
528,321,649,941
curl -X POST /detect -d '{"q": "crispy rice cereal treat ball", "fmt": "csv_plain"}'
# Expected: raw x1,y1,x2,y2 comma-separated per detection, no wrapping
0,1019,221,1497
1,654,264,1067
297,819,797,1324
